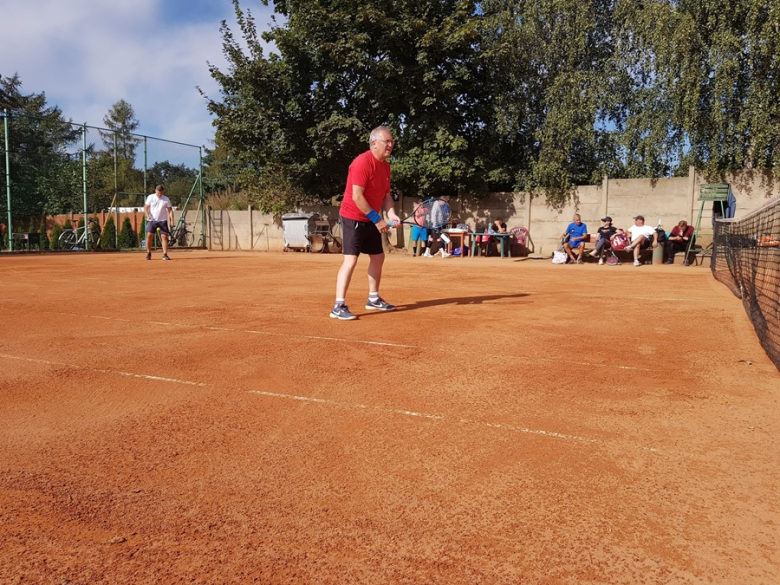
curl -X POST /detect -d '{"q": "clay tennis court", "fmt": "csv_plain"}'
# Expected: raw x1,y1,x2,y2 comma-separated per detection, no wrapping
1,250,778,583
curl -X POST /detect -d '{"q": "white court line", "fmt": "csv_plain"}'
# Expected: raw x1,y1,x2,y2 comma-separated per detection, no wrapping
0,353,205,387
51,311,656,370
0,351,639,449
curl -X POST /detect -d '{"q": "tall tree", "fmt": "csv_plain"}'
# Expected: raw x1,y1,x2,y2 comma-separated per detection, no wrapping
100,99,141,162
0,73,81,217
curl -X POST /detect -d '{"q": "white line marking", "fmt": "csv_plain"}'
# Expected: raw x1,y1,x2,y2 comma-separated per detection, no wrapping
0,351,632,449
0,353,205,387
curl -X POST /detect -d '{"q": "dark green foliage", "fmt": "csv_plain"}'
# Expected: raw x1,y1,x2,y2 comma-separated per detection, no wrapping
90,214,102,249
39,219,50,250
99,216,117,249
118,217,138,248
50,221,63,250
204,0,780,208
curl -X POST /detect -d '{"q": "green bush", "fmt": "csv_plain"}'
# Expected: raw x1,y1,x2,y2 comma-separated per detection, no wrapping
119,217,138,248
100,216,117,249
90,214,102,249
51,221,64,250
39,218,50,251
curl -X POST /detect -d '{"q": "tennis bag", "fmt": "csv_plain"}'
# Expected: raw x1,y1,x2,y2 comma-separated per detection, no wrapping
610,233,629,250
552,249,568,264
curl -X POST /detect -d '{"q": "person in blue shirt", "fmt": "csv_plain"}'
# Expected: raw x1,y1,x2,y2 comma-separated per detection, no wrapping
561,214,589,263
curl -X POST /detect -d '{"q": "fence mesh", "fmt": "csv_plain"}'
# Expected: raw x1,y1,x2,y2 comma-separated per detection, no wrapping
712,196,780,370
1,112,202,249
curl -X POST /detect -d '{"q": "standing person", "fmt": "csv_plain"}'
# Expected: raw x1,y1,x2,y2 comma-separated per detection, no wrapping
664,220,695,264
330,126,401,320
590,216,617,265
410,198,429,257
625,215,658,266
144,185,174,261
561,214,589,263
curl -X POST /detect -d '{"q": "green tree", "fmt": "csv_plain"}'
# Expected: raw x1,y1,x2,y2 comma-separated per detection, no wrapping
50,220,63,250
99,216,117,249
118,217,138,248
139,216,147,248
0,74,82,216
100,99,141,161
90,214,102,249
205,0,496,213
39,218,50,250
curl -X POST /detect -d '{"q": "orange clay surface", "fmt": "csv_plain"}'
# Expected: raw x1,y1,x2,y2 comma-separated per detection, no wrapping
1,250,779,584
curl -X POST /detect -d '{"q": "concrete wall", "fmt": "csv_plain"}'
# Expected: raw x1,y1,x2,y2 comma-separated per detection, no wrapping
202,168,780,255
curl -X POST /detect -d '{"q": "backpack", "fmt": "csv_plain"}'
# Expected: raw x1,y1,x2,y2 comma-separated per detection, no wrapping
655,227,667,244
610,233,629,250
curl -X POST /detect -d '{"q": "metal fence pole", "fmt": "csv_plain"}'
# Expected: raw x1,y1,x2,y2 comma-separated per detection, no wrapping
82,123,89,246
3,110,13,251
199,146,205,246
114,131,119,248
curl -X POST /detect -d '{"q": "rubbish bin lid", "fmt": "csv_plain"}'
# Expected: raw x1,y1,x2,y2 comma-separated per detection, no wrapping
282,212,318,220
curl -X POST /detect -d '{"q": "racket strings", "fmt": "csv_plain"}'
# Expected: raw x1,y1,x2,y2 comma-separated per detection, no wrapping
414,199,451,229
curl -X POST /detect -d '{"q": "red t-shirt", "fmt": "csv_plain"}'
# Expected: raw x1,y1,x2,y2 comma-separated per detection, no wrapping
340,150,391,221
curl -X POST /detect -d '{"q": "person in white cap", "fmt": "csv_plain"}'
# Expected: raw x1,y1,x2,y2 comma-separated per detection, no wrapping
625,215,658,266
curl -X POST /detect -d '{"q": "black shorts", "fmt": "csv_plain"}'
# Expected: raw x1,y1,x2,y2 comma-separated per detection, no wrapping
146,220,170,235
340,216,384,256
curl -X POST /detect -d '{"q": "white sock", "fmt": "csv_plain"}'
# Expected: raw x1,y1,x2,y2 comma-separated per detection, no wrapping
335,298,345,305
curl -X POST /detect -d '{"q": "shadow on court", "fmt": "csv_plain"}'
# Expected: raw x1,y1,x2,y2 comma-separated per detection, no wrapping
393,292,531,312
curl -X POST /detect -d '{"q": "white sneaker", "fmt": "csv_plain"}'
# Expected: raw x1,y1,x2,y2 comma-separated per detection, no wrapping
625,245,633,252
590,250,599,258
423,250,432,258
598,259,604,265
634,259,641,266
441,251,451,258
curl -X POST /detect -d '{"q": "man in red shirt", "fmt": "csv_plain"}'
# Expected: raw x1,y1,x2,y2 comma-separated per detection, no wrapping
330,126,401,320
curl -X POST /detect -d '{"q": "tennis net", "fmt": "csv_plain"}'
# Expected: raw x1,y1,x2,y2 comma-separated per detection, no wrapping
711,195,780,370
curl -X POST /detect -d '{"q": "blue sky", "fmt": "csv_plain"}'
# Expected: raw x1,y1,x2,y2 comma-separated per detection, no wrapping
0,0,275,148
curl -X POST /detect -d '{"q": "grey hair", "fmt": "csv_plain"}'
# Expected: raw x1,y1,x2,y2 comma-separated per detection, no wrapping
573,214,581,220
369,126,392,145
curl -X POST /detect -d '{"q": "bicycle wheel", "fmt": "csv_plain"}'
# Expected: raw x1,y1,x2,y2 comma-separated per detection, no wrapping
59,230,77,250
182,231,194,247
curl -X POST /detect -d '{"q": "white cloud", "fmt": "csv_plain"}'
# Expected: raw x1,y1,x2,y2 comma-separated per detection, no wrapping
0,0,275,149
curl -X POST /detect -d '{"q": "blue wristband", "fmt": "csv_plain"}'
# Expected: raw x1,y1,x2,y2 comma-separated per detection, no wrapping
366,209,382,224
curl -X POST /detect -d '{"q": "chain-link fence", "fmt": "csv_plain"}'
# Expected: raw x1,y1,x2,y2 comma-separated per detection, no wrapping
1,110,204,251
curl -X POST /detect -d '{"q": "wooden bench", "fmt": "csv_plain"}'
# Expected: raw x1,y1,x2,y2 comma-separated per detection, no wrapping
579,234,655,263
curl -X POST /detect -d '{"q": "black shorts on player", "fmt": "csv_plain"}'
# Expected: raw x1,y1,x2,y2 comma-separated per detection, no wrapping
340,216,384,256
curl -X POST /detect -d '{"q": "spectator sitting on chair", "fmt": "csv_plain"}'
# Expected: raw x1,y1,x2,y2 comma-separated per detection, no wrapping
590,216,617,265
561,214,589,263
486,218,507,256
423,229,451,258
664,220,695,264
625,215,658,266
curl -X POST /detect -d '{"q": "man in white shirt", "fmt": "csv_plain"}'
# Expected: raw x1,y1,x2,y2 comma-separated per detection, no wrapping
144,185,174,260
625,215,658,266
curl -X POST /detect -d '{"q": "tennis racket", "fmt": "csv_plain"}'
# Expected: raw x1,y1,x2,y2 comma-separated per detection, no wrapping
390,198,451,230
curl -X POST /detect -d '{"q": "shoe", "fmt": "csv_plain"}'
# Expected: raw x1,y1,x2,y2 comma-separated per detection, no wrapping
412,253,417,257
330,304,357,320
625,245,633,252
598,259,604,265
441,251,451,258
664,259,673,264
634,260,641,266
365,296,396,311
146,252,151,260
590,250,599,258
576,258,583,264
162,254,171,261
423,250,432,258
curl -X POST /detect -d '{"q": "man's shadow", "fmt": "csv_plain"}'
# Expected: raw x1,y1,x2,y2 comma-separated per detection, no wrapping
392,292,531,312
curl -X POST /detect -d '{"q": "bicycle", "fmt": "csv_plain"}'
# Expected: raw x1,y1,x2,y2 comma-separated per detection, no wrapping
59,218,101,250
166,220,195,247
